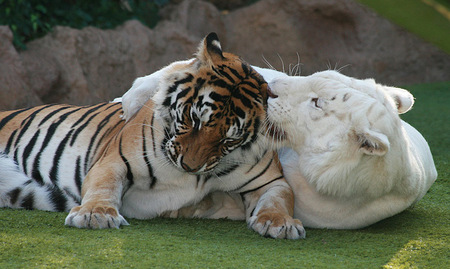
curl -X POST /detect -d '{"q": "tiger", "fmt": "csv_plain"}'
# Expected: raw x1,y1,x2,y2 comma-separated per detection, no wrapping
120,66,437,229
0,33,305,239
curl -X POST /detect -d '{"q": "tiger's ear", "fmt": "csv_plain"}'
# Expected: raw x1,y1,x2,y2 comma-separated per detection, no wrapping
196,32,224,65
384,86,414,114
357,129,390,156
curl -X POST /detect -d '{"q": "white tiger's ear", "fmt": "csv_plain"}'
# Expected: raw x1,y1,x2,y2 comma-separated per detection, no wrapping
357,129,390,156
196,32,224,65
384,86,414,114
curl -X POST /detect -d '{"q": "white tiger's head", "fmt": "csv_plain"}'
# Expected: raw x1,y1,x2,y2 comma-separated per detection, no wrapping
267,70,415,197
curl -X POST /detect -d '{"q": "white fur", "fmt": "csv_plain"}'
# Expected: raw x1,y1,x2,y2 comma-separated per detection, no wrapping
268,70,437,229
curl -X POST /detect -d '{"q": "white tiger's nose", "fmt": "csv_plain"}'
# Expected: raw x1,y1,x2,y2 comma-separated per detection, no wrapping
267,86,278,99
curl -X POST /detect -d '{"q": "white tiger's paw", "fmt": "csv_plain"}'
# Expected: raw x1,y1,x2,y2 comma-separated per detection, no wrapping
65,204,129,229
249,212,306,239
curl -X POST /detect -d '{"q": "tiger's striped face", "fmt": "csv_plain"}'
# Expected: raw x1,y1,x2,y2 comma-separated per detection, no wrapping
153,33,268,174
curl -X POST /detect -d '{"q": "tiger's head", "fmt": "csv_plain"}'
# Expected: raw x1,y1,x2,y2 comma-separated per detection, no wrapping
152,33,269,174
267,70,415,197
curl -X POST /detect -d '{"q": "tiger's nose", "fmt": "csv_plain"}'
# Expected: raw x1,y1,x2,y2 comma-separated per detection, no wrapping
180,160,200,173
181,162,194,172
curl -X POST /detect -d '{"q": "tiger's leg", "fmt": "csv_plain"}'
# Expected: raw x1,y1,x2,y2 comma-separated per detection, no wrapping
64,154,129,229
242,178,306,239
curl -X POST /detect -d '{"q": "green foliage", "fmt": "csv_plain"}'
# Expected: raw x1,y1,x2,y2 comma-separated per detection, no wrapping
0,0,168,50
0,83,448,268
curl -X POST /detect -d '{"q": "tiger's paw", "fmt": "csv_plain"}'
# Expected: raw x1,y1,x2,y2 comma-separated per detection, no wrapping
249,212,306,239
65,204,129,229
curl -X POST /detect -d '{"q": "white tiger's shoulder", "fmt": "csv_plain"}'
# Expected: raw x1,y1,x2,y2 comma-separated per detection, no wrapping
120,59,196,121
252,66,288,82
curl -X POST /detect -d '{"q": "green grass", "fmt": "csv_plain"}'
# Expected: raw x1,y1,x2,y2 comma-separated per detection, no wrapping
1,83,449,268
357,0,450,54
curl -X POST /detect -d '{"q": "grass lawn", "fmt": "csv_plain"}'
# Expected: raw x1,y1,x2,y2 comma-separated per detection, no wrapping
0,83,448,269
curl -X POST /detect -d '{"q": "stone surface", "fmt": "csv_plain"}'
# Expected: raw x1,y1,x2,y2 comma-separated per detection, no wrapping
0,26,41,110
221,0,450,83
0,0,448,110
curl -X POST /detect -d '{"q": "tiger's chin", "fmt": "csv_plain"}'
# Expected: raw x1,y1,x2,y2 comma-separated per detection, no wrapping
166,155,219,175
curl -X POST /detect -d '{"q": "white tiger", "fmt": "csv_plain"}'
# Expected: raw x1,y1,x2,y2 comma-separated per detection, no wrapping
266,69,437,228
120,67,437,229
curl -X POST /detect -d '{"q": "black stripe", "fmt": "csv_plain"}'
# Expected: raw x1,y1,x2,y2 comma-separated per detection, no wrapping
47,185,68,212
215,164,240,178
234,106,245,119
233,91,253,108
31,107,83,184
83,107,122,173
7,187,22,205
168,74,194,95
4,129,18,155
71,103,110,128
161,128,171,158
0,107,32,131
227,66,244,81
239,176,284,196
241,88,262,104
22,129,40,175
142,124,157,188
20,192,34,210
13,105,54,150
13,148,19,167
74,156,83,194
241,119,260,151
209,92,228,103
31,168,44,186
232,158,273,192
69,103,115,146
246,149,267,173
217,67,236,83
93,115,124,152
119,136,134,185
63,187,81,206
196,175,202,188
176,88,191,100
211,79,233,91
151,113,157,157
163,74,195,107
241,63,250,77
38,106,72,127
49,129,75,183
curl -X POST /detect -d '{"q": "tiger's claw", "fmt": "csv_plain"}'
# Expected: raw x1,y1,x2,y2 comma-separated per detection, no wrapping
65,204,129,229
249,212,306,239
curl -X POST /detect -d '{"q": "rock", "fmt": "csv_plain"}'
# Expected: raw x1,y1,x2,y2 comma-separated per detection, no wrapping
0,26,41,110
0,0,448,110
161,0,450,84
222,0,450,84
10,20,198,107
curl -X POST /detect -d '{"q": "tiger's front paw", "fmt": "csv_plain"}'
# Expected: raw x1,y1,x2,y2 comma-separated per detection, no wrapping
65,204,129,229
249,212,306,239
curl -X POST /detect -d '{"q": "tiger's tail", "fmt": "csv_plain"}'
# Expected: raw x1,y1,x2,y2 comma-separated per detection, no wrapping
0,154,79,212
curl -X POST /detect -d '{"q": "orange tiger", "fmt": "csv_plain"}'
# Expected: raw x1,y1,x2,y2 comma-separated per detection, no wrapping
0,33,305,239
